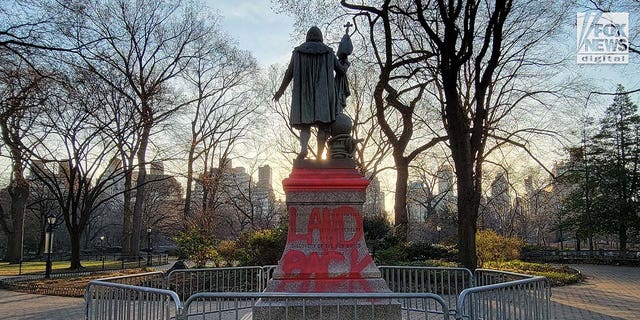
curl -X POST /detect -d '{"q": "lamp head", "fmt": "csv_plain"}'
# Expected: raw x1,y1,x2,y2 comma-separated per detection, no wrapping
47,214,57,225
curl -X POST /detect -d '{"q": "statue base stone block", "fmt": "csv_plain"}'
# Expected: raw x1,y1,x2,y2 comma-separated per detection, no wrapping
252,159,400,320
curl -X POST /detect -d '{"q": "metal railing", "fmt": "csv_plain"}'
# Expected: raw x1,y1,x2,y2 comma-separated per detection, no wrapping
380,266,474,312
455,270,550,320
7,254,170,276
86,266,551,320
166,266,268,300
85,281,182,320
181,292,450,320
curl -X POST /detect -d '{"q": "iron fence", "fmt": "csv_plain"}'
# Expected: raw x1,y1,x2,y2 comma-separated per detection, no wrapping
380,266,474,312
180,292,450,320
455,270,550,320
85,266,551,320
166,266,267,300
8,254,170,276
85,281,182,320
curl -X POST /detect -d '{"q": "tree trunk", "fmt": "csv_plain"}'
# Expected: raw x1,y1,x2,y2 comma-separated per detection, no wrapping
184,143,196,219
131,120,151,257
446,107,480,269
394,158,409,241
5,175,29,263
37,222,45,256
121,171,133,256
69,230,82,269
4,232,19,263
455,168,479,270
618,223,628,251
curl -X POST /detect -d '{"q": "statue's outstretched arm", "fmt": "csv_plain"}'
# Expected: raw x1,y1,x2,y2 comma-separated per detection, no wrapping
274,56,294,101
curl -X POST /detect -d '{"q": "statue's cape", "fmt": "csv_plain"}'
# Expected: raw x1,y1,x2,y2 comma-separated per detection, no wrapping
289,42,337,128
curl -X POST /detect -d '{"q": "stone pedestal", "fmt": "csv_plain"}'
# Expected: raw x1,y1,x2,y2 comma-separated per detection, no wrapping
253,159,400,319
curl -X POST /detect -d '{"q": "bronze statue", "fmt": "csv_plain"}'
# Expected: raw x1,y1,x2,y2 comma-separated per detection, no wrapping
274,26,351,160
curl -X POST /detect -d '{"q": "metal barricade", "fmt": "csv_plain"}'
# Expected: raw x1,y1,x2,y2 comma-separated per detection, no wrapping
261,265,277,290
455,274,550,320
85,281,182,320
180,292,450,320
380,266,474,311
85,266,552,320
166,266,265,300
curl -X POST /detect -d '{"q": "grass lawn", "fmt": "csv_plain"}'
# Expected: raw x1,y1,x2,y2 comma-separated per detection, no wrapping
0,260,139,276
1,268,152,297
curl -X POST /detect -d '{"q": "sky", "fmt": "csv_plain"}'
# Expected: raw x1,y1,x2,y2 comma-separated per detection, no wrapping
204,0,295,67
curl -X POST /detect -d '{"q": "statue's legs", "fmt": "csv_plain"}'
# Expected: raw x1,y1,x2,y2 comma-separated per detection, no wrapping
298,125,310,159
317,124,331,159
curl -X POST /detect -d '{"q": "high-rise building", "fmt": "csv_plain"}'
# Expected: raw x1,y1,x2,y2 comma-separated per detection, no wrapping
363,175,385,218
258,165,273,190
407,181,432,222
255,165,276,226
29,160,52,179
434,164,456,216
192,162,278,237
437,164,454,196
483,171,512,233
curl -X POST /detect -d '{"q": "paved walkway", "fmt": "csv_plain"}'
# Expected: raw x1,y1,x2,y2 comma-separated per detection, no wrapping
0,264,638,319
551,264,640,320
0,290,84,319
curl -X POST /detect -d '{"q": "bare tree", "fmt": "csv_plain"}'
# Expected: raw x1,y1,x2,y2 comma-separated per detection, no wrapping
346,64,393,179
0,0,75,263
0,1,72,67
29,69,126,268
70,0,215,256
142,172,182,236
180,30,258,219
338,0,574,269
0,57,50,263
83,65,141,256
25,172,60,256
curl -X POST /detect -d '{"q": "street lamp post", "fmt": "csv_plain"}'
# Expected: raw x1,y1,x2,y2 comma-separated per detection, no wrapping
99,235,105,270
146,228,152,266
44,214,57,279
436,225,442,243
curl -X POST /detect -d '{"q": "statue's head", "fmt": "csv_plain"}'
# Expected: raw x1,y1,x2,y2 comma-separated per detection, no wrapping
306,26,323,42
